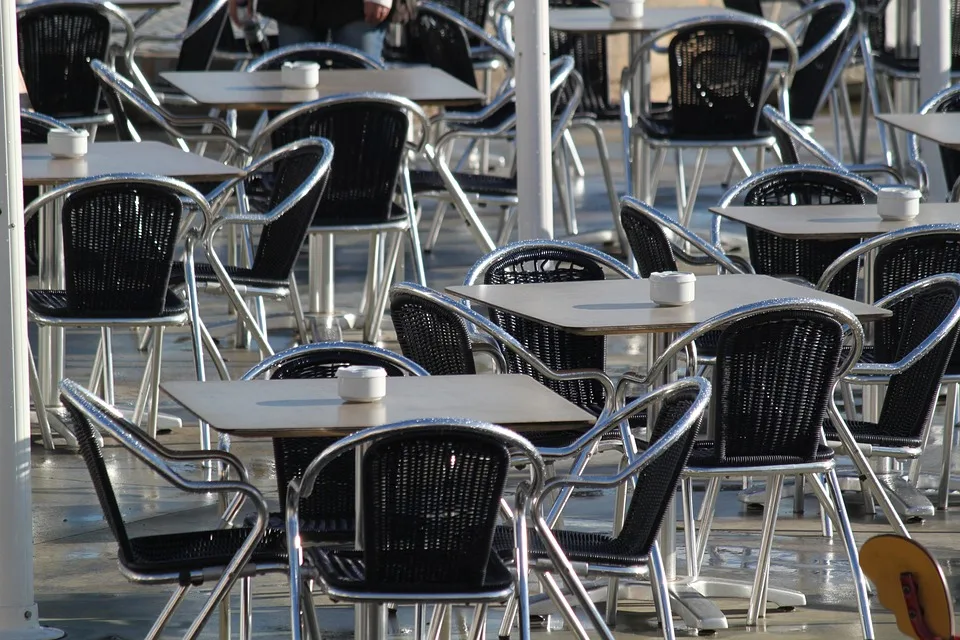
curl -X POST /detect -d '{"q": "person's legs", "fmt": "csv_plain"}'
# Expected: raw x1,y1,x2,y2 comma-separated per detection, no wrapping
277,22,325,47
330,20,387,59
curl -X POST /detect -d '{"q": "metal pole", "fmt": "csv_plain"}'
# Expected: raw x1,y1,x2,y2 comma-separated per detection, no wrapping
514,0,554,240
920,0,951,200
0,2,62,638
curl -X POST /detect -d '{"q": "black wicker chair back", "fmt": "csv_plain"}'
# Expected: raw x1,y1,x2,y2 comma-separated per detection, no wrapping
264,349,420,542
176,0,229,72
874,282,960,442
619,205,678,277
390,290,478,376
390,0,492,64
362,430,509,590
480,246,607,413
415,8,481,90
742,168,868,298
607,391,701,558
66,395,137,562
723,0,763,15
711,308,845,464
667,23,772,138
270,101,408,226
60,183,182,317
17,4,110,119
249,147,330,281
788,3,852,122
549,0,617,119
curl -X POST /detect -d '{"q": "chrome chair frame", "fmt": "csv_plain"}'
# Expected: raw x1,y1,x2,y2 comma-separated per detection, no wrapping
90,59,248,161
17,0,138,134
818,227,960,511
251,93,462,344
125,0,229,106
620,14,799,228
906,85,960,198
762,104,903,183
187,137,334,358
27,173,228,449
618,298,874,635
285,418,546,640
59,378,282,640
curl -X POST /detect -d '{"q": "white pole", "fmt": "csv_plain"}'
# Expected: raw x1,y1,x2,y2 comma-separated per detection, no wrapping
514,0,553,240
0,2,61,638
919,0,951,200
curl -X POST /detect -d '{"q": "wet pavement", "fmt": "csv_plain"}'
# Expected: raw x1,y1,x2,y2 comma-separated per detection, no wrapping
26,87,956,640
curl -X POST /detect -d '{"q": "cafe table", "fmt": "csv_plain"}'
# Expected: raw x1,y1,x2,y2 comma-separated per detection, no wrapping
162,373,595,640
876,112,960,150
447,273,895,631
26,141,243,445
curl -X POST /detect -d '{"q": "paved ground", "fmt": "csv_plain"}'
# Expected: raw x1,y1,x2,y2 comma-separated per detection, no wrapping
24,6,956,639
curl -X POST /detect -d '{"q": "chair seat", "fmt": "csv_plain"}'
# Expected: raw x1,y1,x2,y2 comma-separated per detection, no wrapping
823,421,923,449
492,525,648,569
121,527,288,578
408,170,517,196
306,548,514,595
243,511,354,545
636,111,770,143
169,262,287,290
27,289,187,319
687,441,835,467
310,202,409,228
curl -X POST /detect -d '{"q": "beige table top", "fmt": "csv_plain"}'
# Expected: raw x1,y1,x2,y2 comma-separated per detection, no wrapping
876,113,960,149
709,202,960,239
549,6,747,34
160,67,486,111
22,140,243,187
447,274,890,336
162,374,596,438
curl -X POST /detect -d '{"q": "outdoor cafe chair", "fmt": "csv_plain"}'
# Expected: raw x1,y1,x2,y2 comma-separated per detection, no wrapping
620,14,798,226
818,228,960,510
462,239,635,418
493,377,710,640
286,419,546,640
24,174,229,445
20,110,75,279
714,163,878,299
625,298,874,634
252,93,431,344
762,104,904,183
238,342,428,546
60,377,288,640
167,137,334,357
17,0,136,137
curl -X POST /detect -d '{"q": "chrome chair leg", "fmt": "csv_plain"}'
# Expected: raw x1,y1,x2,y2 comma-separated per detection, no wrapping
467,604,488,640
747,474,783,625
89,338,104,394
101,327,115,405
146,327,165,439
538,571,593,640
939,383,959,509
563,129,586,178
364,231,404,344
28,345,55,450
288,274,310,344
239,576,253,640
649,540,677,640
145,585,190,640
693,477,721,576
681,477,698,579
424,202,449,253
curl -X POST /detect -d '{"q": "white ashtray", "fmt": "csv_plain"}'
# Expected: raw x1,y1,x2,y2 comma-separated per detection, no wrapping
47,128,88,159
280,61,320,89
336,365,387,403
877,185,922,221
650,271,696,307
610,0,644,19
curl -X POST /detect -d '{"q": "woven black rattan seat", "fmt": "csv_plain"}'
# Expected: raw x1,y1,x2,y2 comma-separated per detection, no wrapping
124,528,288,580
408,169,517,196
306,548,513,594
492,524,649,567
169,261,287,290
688,442,835,467
28,289,186,318
823,422,922,448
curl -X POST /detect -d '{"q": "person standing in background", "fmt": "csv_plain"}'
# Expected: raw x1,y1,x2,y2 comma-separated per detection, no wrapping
228,0,395,60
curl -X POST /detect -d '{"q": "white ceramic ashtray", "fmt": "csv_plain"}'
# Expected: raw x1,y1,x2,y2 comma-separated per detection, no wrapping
610,0,644,19
336,365,387,403
47,128,88,159
877,185,922,221
280,61,320,89
650,271,696,307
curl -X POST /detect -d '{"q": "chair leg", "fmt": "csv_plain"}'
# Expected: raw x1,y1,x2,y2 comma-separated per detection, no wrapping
537,571,594,640
578,121,622,242
824,469,875,639
363,231,404,344
680,149,708,229
563,129,586,178
681,477,699,579
400,169,428,286
496,594,517,640
467,604,488,640
793,474,805,514
100,327,115,405
146,327,165,439
239,576,253,640
413,605,427,640
182,251,213,451
145,585,190,640
27,344,55,450
288,274,310,344
424,202,449,253
939,383,959,509
649,540,677,640
694,477,721,574
747,474,783,625
300,584,323,640
88,337,104,395
427,604,448,640
132,332,157,428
